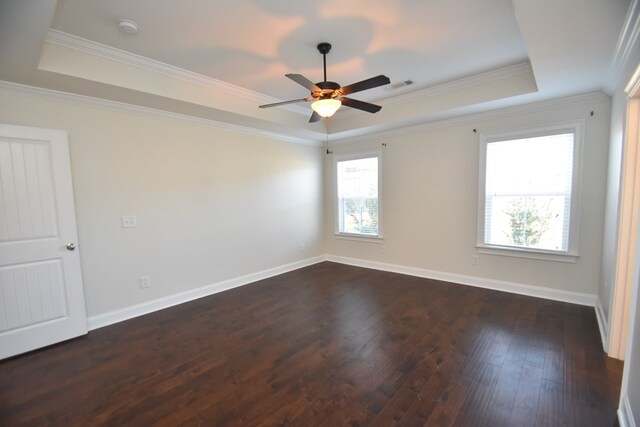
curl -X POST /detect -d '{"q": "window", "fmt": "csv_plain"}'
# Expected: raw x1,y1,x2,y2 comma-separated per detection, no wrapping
477,123,582,261
335,153,381,238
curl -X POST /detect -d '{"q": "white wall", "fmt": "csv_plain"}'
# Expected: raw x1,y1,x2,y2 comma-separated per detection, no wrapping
326,94,611,297
0,89,324,318
599,39,640,333
600,6,640,421
600,92,626,322
624,258,640,427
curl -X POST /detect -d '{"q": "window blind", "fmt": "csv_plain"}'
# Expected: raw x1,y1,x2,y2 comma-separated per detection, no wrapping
484,132,574,252
337,156,379,236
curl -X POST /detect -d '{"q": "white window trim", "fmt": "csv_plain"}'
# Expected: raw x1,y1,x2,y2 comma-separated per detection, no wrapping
333,150,383,241
334,233,384,243
476,121,584,262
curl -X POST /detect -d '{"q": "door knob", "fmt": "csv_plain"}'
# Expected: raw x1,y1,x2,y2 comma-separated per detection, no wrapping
66,243,76,251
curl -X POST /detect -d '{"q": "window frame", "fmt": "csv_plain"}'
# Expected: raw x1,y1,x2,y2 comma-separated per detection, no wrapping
333,150,383,241
476,121,584,262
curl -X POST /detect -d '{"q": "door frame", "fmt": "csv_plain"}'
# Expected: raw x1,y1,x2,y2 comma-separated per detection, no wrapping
609,75,640,360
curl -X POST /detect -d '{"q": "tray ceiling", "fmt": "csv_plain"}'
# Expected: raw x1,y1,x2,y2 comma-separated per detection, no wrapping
0,0,631,143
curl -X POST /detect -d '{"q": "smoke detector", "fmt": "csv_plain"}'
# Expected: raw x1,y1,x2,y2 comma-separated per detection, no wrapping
117,19,139,35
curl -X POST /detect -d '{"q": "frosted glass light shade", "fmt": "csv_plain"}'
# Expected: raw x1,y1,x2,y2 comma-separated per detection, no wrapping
311,99,341,118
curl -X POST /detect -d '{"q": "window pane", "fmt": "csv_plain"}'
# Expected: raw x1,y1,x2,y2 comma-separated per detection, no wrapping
337,157,378,236
485,195,568,250
486,133,573,196
484,132,574,252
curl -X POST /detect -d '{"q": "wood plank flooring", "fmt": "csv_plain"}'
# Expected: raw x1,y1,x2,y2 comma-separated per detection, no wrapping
0,262,623,426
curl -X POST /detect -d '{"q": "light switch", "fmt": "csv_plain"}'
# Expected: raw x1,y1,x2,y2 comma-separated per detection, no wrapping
121,215,137,228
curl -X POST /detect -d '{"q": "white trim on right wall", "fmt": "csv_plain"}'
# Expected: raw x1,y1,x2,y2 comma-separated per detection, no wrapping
615,43,640,424
619,394,638,427
610,75,640,360
596,297,610,351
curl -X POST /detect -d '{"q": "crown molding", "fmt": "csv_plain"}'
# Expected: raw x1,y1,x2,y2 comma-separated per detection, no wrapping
2,79,605,149
334,62,534,120
45,29,309,116
45,31,536,122
606,0,640,94
0,80,322,146
383,62,534,106
330,91,609,145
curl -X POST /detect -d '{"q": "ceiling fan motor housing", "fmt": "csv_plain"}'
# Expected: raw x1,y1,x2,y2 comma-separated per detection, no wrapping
313,81,341,99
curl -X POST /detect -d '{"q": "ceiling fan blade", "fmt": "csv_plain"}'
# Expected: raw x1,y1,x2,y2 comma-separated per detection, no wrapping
309,111,322,123
286,74,321,91
259,98,312,108
340,97,382,113
340,75,391,95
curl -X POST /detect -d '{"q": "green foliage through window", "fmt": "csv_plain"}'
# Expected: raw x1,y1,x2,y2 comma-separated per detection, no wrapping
505,198,552,247
340,198,378,235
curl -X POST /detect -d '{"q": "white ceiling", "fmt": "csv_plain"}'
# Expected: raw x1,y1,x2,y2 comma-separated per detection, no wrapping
0,0,632,143
50,0,529,101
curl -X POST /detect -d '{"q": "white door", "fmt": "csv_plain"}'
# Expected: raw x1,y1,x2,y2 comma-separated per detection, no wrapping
0,124,87,360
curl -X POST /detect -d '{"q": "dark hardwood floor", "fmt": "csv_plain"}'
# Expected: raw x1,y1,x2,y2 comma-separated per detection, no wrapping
0,262,623,426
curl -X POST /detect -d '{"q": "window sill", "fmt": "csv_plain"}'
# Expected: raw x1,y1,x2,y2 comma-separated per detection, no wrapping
477,245,578,263
334,233,384,243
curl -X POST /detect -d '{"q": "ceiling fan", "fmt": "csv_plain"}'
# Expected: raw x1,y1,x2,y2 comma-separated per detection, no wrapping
259,42,391,123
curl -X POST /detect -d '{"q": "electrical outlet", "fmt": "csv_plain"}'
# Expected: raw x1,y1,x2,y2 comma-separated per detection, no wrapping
139,276,150,289
122,215,137,228
472,255,479,265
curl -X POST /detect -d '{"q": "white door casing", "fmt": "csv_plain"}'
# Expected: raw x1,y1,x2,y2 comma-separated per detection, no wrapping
0,123,87,360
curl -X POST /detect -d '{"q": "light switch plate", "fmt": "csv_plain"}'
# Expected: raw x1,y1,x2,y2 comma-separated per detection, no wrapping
121,215,137,228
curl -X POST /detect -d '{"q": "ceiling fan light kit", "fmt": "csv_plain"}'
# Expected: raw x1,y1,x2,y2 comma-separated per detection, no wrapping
311,98,341,117
259,42,391,122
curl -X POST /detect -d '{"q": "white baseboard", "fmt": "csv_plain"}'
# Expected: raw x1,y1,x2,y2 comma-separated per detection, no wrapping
87,255,326,330
619,393,637,427
88,254,599,331
326,255,597,306
595,297,610,352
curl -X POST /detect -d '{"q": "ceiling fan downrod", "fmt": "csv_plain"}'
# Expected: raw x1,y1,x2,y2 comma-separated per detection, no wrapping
317,42,331,83
314,43,340,99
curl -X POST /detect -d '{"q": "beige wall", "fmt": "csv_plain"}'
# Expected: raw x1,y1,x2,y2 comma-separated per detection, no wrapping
326,94,611,296
0,90,324,317
0,87,614,324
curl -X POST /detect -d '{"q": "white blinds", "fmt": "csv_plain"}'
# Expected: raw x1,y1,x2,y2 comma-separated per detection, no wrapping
484,132,574,252
337,156,379,236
